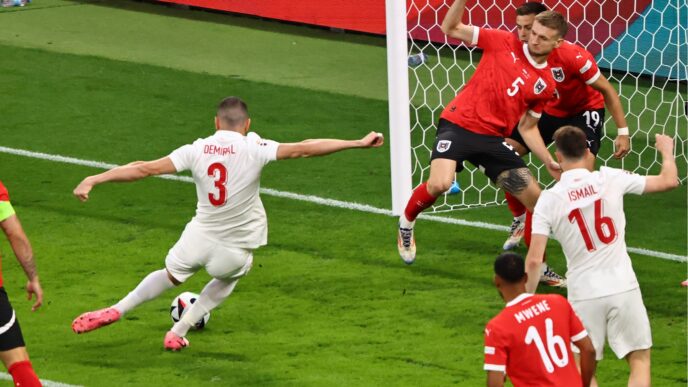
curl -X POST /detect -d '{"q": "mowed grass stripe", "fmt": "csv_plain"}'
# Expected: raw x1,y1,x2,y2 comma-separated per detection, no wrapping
1,145,685,263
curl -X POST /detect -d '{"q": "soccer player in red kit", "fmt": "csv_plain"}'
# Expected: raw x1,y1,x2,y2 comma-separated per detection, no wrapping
484,253,596,387
502,2,631,252
397,0,563,264
0,181,43,387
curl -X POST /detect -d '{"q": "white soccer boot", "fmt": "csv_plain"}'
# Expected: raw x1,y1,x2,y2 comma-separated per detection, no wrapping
539,264,567,288
397,216,416,264
502,214,526,250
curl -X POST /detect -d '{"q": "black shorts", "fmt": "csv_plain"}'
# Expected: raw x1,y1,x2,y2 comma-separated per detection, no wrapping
509,108,605,155
0,287,25,351
430,119,527,182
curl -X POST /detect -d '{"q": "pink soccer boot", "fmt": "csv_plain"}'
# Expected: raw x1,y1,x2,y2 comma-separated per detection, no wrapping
72,307,121,334
164,331,189,351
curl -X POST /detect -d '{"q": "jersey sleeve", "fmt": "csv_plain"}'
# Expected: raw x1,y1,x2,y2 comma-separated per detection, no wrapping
600,166,646,195
168,143,196,172
0,182,15,222
531,191,554,236
483,321,508,373
247,132,279,166
475,28,513,51
572,47,601,85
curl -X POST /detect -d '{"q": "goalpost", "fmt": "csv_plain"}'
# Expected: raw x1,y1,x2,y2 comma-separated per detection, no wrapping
387,0,687,215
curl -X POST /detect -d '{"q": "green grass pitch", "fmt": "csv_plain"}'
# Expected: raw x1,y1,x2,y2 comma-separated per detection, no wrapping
0,1,685,386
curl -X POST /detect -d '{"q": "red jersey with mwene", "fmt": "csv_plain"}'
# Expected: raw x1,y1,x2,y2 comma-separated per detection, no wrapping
545,41,605,117
484,293,587,387
440,27,556,137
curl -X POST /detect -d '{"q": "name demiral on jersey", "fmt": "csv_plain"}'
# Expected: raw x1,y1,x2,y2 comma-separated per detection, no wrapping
204,144,236,156
513,299,551,324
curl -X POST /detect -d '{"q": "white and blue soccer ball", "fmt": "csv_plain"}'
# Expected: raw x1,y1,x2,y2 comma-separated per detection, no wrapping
170,292,210,330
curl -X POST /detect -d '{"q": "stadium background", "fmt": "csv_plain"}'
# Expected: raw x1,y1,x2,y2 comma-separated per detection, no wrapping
0,0,685,385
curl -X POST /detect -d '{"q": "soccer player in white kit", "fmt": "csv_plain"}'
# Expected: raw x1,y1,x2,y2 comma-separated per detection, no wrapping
524,125,679,386
70,96,384,350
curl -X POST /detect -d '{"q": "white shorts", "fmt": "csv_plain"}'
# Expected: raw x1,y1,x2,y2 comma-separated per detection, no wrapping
571,288,652,360
165,223,253,283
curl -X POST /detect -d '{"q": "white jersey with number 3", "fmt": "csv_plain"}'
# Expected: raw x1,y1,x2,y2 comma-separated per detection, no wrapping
532,167,646,301
168,130,279,249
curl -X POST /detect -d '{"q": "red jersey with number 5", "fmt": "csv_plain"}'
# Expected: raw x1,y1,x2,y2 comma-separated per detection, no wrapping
440,27,556,137
484,293,587,387
545,41,605,117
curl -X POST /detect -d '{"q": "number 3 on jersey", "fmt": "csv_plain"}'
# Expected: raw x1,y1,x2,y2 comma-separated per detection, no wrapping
208,162,228,207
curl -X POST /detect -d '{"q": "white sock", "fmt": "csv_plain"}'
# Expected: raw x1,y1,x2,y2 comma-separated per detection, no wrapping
399,214,415,229
171,277,238,337
113,269,176,315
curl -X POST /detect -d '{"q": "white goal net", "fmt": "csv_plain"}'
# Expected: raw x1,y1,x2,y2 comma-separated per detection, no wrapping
395,0,687,213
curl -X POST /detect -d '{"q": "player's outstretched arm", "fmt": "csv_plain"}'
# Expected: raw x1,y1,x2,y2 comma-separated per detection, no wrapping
517,114,561,180
589,75,630,159
0,215,42,311
440,0,476,44
276,131,384,160
73,157,177,202
574,335,597,387
525,234,548,293
644,134,679,193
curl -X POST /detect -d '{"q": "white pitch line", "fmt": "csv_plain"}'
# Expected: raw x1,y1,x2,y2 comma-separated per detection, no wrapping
0,372,83,387
1,145,686,262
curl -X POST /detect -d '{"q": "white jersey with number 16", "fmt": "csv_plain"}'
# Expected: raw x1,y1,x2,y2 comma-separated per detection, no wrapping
168,130,280,249
532,166,646,301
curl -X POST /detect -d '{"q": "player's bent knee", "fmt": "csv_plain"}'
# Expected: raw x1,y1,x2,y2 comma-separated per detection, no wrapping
0,347,29,369
165,269,183,286
496,168,532,195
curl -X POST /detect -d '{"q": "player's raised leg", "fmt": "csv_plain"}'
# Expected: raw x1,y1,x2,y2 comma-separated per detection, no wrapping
398,158,456,264
72,268,178,334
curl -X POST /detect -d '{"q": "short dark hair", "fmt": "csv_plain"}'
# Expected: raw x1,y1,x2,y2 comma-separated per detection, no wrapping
516,2,548,16
494,253,526,284
535,10,568,38
554,125,588,160
217,96,249,128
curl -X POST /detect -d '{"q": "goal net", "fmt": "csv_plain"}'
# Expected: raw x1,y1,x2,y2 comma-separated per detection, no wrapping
391,0,687,213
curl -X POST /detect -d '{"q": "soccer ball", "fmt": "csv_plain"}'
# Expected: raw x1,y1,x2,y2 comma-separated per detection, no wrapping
170,292,210,329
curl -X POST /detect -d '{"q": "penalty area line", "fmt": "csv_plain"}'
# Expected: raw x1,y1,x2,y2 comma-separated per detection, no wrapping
0,145,685,263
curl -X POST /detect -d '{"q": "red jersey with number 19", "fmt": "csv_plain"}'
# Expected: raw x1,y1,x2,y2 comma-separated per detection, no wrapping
441,27,556,137
545,41,605,117
484,293,587,387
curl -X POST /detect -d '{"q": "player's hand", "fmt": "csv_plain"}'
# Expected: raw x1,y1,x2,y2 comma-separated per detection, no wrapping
613,134,630,159
26,277,43,312
654,134,674,155
73,178,94,202
546,160,562,181
359,132,385,148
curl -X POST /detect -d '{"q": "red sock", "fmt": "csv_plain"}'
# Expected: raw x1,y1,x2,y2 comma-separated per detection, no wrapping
8,360,41,387
524,210,547,263
403,182,438,221
505,191,526,218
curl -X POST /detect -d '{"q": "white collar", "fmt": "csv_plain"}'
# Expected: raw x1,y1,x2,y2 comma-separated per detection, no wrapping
214,130,245,139
561,168,592,184
522,43,548,69
506,293,533,307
